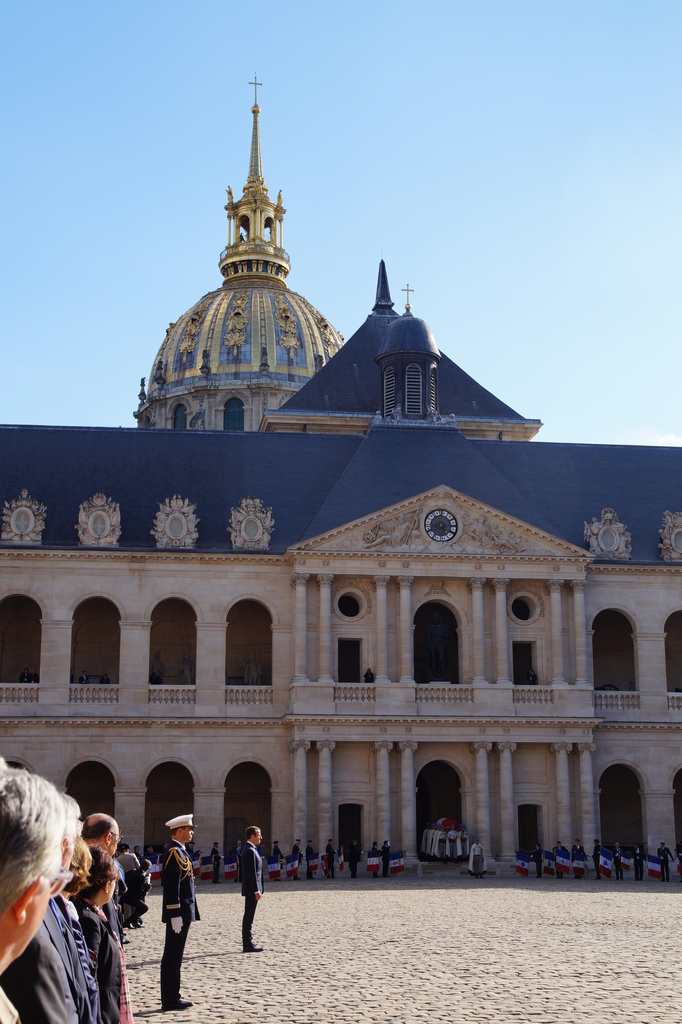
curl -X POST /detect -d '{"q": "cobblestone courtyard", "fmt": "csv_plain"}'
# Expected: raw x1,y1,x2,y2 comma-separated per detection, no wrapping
126,874,681,1024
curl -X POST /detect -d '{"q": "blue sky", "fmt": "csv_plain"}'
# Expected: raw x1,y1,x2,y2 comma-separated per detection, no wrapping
1,1,681,445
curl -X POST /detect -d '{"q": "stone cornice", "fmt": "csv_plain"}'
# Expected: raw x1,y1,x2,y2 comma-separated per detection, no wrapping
0,548,284,566
588,562,682,577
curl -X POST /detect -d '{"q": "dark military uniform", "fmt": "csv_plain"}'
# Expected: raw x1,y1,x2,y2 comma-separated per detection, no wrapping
160,840,199,1007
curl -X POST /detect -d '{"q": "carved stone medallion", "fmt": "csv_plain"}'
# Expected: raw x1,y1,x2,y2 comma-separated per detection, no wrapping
2,489,46,544
151,495,199,549
229,497,274,551
76,493,121,547
583,507,631,559
659,510,682,561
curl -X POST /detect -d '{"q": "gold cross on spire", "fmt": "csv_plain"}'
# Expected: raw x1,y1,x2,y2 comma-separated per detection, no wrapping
401,283,413,310
249,74,262,105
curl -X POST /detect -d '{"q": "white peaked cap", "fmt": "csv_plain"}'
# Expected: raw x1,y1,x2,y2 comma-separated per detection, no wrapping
166,813,194,829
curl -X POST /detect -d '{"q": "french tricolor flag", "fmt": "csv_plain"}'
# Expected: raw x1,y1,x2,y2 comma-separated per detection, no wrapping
321,854,328,877
267,856,281,880
286,855,298,879
149,861,161,883
516,852,529,876
648,855,662,879
621,853,632,872
367,853,380,874
555,848,570,874
600,848,613,879
337,848,345,872
308,853,319,873
200,855,213,880
542,851,555,876
389,851,404,874
573,852,585,877
224,858,238,881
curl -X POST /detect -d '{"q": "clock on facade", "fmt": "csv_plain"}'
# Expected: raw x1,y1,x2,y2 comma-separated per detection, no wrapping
424,508,458,542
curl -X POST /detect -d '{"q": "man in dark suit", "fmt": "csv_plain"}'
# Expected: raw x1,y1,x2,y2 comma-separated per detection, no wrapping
241,826,264,953
160,814,199,1012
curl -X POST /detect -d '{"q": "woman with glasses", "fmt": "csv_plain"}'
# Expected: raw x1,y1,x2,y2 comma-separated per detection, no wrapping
74,847,135,1024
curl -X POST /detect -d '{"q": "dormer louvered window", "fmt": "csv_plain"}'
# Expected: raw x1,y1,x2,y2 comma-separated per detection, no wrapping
405,363,422,415
430,370,437,412
383,366,395,415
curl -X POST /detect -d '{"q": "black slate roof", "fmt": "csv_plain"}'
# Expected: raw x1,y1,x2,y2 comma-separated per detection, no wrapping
1,423,681,562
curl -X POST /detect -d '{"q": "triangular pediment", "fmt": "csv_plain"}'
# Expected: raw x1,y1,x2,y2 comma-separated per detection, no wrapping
293,486,589,560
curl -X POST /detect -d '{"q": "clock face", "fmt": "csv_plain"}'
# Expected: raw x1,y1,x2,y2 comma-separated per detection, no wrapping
424,508,458,543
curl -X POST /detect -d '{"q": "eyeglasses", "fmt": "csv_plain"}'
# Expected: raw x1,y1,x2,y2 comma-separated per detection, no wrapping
46,868,74,897
110,833,123,842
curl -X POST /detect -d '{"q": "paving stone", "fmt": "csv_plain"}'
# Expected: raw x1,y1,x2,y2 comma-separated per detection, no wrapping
124,875,681,1024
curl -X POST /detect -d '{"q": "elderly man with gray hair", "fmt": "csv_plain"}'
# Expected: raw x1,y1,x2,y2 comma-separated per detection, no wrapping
0,765,68,1024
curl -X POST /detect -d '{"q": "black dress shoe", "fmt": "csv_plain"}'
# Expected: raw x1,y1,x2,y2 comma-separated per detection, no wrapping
242,945,263,952
162,998,193,1011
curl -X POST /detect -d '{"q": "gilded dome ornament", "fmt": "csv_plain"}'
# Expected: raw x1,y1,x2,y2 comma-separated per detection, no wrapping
226,293,250,356
2,489,47,545
275,295,299,352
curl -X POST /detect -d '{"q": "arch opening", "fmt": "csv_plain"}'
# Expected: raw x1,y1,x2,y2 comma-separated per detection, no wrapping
66,761,116,820
71,598,120,684
0,595,41,684
416,760,463,860
598,765,643,847
224,397,245,431
224,762,271,855
592,610,636,691
173,404,187,430
413,602,459,684
149,599,197,686
665,611,682,692
145,762,194,847
226,600,272,686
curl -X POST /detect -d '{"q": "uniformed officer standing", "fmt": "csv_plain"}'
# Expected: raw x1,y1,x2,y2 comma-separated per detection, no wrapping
160,813,199,1012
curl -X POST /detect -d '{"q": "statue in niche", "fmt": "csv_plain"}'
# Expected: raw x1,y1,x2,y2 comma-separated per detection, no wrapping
180,651,194,687
425,609,450,680
244,649,262,686
150,651,165,684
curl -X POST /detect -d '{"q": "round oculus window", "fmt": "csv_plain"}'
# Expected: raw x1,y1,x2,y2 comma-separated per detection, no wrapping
599,526,618,551
89,513,109,538
672,529,682,554
166,514,187,540
424,508,458,542
337,594,360,618
511,597,532,621
241,517,262,541
10,508,34,535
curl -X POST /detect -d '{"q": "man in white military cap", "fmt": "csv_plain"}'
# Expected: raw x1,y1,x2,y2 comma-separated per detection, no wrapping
160,813,199,1012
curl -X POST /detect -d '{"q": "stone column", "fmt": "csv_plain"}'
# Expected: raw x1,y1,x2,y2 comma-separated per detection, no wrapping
291,574,310,682
38,618,73,704
375,741,393,844
290,740,310,844
577,742,596,843
192,788,226,854
493,578,511,684
118,620,151,705
113,787,146,850
471,741,493,849
195,622,227,707
317,575,334,683
374,575,390,683
399,741,418,862
469,579,487,683
549,580,566,684
571,580,588,685
398,577,414,683
551,742,573,844
317,740,335,847
497,741,517,860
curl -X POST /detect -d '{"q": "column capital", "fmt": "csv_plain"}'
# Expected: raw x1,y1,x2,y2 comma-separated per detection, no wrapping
468,577,488,592
571,579,587,594
493,577,510,592
397,576,414,589
399,740,418,753
290,572,310,588
497,741,517,753
316,740,336,752
549,579,564,593
471,741,493,754
550,741,573,754
289,739,311,753
373,575,390,588
577,742,596,754
317,573,334,587
374,740,394,752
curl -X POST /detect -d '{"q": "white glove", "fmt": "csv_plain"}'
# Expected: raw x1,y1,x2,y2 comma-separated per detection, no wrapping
171,917,183,934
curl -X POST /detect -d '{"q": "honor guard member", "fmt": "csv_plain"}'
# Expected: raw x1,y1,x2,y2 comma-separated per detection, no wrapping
291,839,301,880
160,814,199,1013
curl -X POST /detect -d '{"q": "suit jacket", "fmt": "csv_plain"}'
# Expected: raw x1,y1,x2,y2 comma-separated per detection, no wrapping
0,925,71,1024
74,900,120,1024
241,842,264,898
162,840,199,924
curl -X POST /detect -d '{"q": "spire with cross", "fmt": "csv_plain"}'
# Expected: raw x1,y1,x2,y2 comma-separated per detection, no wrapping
401,283,413,312
248,74,263,183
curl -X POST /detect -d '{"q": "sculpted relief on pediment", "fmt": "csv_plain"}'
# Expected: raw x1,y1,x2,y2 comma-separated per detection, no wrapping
298,489,579,559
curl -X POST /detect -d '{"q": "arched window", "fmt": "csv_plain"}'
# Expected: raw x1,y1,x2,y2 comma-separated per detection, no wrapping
239,215,250,242
173,404,187,430
263,217,273,243
224,397,245,431
405,364,422,415
383,367,395,415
